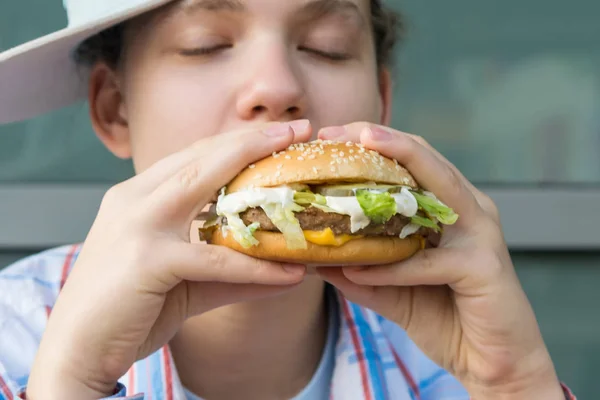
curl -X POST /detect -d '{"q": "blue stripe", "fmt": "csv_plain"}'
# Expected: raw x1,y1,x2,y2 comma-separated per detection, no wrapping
350,303,388,400
0,275,57,290
136,356,147,397
418,369,446,391
151,349,165,399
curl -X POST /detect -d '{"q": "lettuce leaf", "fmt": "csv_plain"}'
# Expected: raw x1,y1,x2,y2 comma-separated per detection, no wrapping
410,191,459,225
222,213,261,249
409,215,441,232
260,202,307,249
355,190,397,224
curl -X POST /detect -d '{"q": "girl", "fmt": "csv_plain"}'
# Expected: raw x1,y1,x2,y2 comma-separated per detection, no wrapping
0,0,575,399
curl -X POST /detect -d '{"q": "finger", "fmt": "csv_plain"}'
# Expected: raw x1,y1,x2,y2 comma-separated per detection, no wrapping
406,133,498,217
360,126,480,222
317,267,396,311
148,241,307,293
132,120,312,195
341,247,489,290
148,121,313,224
319,122,481,221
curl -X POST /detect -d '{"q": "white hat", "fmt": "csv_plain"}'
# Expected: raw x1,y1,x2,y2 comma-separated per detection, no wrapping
0,0,175,124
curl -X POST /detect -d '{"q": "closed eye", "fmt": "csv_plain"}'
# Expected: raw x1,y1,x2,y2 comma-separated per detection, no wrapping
298,46,352,61
179,44,233,56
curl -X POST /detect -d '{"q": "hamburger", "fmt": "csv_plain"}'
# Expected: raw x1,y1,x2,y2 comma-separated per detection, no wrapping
199,140,458,266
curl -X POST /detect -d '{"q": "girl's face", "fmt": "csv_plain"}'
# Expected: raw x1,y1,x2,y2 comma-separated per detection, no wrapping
90,0,392,171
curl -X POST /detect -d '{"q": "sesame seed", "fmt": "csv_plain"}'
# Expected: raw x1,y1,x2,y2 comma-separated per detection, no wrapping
346,141,353,147
331,153,339,159
273,153,280,158
308,154,316,160
343,158,349,164
331,148,339,153
339,152,345,157
349,149,355,154
277,164,283,169
330,166,336,172
285,155,291,160
349,156,355,162
330,161,336,165
255,174,263,179
336,158,342,164
313,167,318,174
275,171,281,177
249,164,256,169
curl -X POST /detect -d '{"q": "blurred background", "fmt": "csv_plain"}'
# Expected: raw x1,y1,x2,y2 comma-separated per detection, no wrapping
1,0,599,397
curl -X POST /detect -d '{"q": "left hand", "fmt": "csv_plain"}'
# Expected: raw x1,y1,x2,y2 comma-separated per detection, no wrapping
316,122,565,399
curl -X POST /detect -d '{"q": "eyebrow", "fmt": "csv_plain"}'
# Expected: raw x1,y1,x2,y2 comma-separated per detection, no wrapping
296,0,364,25
178,0,363,23
179,0,246,13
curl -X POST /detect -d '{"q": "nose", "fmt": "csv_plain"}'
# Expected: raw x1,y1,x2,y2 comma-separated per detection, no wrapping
236,41,307,121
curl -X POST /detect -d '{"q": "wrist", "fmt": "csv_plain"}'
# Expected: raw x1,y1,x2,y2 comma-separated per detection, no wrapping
466,365,565,400
27,349,118,400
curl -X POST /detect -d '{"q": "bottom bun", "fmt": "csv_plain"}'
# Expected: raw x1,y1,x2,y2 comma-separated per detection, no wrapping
209,229,423,266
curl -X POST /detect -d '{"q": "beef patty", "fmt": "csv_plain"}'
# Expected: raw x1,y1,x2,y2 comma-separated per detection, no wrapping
239,206,435,238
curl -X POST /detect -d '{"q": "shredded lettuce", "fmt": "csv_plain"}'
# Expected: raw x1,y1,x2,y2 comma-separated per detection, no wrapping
260,202,307,250
355,190,397,224
409,215,441,232
410,191,459,225
222,213,261,249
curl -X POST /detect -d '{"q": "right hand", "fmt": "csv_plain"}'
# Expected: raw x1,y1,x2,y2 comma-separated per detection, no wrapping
26,121,312,400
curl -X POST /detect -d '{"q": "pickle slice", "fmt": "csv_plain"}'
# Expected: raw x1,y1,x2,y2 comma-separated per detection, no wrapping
313,183,403,197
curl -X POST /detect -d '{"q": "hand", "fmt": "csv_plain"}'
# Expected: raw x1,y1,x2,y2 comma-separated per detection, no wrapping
316,123,565,400
26,121,312,400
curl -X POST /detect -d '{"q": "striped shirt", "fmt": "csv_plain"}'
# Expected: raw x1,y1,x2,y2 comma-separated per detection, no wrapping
0,244,576,400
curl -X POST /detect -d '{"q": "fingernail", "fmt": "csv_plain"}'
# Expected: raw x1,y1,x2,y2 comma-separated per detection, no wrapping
289,119,310,132
283,263,307,274
319,126,346,140
264,124,294,137
368,126,392,141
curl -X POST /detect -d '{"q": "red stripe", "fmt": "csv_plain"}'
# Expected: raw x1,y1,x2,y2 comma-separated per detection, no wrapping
128,365,136,396
391,348,421,400
561,383,577,400
59,245,78,290
0,374,13,400
44,306,52,318
162,347,174,400
340,299,372,400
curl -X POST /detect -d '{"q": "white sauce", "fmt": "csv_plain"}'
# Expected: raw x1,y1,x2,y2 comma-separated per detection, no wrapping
391,187,418,217
217,187,295,215
324,196,371,233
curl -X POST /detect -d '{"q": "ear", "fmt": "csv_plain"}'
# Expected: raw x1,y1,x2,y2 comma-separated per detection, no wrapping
88,63,132,159
378,68,393,126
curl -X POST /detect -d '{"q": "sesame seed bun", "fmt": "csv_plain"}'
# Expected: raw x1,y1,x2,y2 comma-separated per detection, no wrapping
210,229,423,266
226,140,418,193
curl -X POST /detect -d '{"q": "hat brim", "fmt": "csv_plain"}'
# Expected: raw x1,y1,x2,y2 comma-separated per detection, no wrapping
0,0,173,124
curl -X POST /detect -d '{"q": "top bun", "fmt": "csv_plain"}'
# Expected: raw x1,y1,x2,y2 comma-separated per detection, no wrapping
227,140,418,193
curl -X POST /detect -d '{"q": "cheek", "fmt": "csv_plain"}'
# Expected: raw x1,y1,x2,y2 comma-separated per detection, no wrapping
124,66,232,172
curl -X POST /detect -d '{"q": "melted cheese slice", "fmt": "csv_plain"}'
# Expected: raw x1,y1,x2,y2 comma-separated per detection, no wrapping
303,228,363,247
